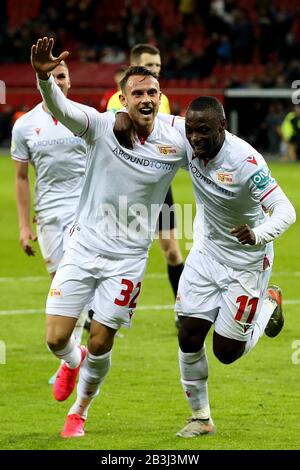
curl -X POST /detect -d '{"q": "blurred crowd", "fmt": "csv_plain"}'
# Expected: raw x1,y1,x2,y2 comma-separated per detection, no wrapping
1,0,300,156
1,0,300,86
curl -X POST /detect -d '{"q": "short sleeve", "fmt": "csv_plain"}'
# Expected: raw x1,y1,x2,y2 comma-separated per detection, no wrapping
11,122,29,162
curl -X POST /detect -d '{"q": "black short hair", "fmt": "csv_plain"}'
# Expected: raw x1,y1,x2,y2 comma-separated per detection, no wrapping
119,66,158,93
187,96,225,119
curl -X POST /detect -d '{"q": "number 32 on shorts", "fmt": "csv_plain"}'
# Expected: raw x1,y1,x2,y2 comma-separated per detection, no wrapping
114,279,142,309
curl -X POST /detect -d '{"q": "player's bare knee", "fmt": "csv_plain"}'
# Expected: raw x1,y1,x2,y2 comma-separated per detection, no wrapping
213,349,237,364
46,334,69,351
213,344,244,364
178,327,202,353
88,333,113,356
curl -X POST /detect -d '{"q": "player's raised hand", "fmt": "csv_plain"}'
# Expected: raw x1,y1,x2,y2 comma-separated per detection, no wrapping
31,37,69,79
230,224,256,245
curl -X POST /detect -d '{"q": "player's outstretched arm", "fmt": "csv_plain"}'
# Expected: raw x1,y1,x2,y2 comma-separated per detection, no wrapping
31,37,69,80
31,37,89,137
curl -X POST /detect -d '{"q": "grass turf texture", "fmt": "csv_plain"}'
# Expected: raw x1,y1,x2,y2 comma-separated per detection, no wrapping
0,153,299,450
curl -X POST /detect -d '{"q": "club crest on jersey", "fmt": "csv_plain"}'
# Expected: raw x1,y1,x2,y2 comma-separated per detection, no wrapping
251,165,274,190
216,172,233,184
35,128,41,135
49,288,62,297
157,145,177,156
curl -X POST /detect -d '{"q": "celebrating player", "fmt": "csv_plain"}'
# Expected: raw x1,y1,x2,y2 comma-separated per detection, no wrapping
31,37,188,438
162,97,296,437
107,44,184,318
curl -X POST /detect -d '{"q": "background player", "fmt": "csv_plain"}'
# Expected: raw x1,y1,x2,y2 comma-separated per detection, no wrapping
11,61,89,383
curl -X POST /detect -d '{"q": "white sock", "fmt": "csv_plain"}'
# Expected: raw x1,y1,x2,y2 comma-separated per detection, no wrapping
179,346,210,419
73,308,88,345
68,396,93,420
50,335,81,369
243,297,276,355
70,351,112,419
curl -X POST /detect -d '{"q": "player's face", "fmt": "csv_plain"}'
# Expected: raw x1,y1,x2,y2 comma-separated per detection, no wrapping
51,65,71,96
120,75,161,132
137,53,161,78
185,110,226,160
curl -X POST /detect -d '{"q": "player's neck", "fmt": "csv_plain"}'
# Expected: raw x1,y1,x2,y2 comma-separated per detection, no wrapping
134,123,154,143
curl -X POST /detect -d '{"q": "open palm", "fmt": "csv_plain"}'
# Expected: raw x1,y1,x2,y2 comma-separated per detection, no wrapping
31,37,69,76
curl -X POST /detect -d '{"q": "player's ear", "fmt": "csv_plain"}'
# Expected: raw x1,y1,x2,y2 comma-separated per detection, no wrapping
220,118,227,130
119,93,127,108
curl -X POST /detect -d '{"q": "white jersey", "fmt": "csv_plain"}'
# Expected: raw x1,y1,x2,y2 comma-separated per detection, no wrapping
163,115,295,271
38,76,187,258
11,102,86,218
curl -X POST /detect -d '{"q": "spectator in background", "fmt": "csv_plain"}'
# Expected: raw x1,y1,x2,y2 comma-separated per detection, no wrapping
281,104,300,161
12,104,30,124
264,101,285,155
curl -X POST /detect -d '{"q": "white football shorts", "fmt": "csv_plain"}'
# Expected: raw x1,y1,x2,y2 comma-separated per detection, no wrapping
175,248,272,341
36,212,74,273
46,240,147,330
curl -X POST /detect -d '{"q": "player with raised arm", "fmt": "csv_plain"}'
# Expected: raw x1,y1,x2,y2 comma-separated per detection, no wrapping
11,60,89,384
108,44,184,322
30,37,187,438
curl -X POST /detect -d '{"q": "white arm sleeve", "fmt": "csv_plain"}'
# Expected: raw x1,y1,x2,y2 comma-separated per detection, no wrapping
38,75,88,137
252,187,296,244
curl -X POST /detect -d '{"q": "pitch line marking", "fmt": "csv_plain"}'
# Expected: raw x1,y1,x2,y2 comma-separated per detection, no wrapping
0,272,300,283
1,300,300,316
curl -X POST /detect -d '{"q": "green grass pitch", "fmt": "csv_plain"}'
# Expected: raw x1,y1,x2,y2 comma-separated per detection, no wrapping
0,153,299,450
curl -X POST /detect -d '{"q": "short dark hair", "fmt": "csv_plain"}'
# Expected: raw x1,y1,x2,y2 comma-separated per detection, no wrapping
130,44,160,63
119,66,158,93
187,96,226,119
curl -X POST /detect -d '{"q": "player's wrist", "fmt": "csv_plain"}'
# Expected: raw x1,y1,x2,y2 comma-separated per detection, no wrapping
37,72,50,81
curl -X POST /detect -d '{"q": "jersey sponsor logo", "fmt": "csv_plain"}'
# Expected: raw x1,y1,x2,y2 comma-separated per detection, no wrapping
247,155,258,165
216,172,233,184
35,128,41,135
157,145,177,155
33,137,84,147
49,288,62,297
251,166,274,190
112,147,175,171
